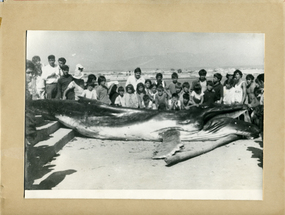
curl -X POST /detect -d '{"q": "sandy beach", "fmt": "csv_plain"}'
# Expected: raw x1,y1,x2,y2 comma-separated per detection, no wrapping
33,136,263,191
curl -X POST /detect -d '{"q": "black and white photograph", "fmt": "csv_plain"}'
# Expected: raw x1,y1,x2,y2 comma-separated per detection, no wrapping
24,31,264,200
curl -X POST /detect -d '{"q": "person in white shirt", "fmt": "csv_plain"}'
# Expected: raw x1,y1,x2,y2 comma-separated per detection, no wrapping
81,82,97,100
32,56,45,99
114,86,125,107
42,55,60,99
223,79,235,105
125,67,145,91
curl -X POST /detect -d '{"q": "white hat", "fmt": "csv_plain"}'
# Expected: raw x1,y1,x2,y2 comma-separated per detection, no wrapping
75,64,84,70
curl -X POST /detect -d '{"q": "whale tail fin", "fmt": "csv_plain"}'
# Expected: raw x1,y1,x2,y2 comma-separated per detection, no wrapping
152,129,184,159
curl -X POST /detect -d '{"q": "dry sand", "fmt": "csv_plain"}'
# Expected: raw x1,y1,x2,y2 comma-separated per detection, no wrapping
34,137,263,190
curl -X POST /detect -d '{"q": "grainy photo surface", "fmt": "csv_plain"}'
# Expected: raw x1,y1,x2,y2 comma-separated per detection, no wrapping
24,31,264,199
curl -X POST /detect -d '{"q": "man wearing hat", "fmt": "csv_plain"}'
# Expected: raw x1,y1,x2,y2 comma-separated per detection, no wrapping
223,69,234,86
42,55,60,99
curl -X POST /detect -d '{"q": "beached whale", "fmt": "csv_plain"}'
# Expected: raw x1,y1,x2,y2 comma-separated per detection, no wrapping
27,99,259,142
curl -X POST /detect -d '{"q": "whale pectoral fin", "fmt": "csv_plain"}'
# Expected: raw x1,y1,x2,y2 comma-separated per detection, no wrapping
152,129,184,159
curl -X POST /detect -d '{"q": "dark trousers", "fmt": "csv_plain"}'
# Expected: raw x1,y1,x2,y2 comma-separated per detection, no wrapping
46,83,57,99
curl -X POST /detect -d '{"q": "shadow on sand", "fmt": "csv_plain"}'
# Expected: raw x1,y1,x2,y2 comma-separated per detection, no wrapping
25,144,76,190
247,140,263,168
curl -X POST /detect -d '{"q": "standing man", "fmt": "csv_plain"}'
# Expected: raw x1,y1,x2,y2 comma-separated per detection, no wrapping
58,57,67,77
42,55,60,99
212,73,223,104
56,65,73,99
191,69,207,93
245,74,257,104
233,69,247,104
125,67,145,91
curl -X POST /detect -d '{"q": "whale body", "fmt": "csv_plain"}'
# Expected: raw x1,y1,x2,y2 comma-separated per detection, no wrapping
27,99,260,142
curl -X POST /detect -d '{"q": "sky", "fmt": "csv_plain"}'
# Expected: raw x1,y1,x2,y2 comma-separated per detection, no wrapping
27,31,264,71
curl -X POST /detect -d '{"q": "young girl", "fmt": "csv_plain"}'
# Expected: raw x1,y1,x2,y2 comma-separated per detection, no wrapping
190,83,204,106
96,76,111,105
108,83,119,105
145,79,152,97
81,82,97,100
123,84,139,108
155,86,168,110
114,86,125,107
148,84,157,103
223,79,235,105
136,83,146,108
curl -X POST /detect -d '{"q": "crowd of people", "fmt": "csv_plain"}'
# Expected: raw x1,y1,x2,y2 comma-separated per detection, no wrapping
26,55,264,111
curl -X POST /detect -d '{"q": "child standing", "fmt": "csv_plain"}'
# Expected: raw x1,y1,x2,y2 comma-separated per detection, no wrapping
114,86,125,107
223,79,235,105
154,73,167,88
142,95,155,110
212,73,223,104
167,72,179,96
136,83,146,108
155,86,168,110
96,76,111,105
233,69,246,104
123,84,139,108
168,93,181,110
190,83,204,106
81,82,97,99
203,80,216,107
223,70,234,86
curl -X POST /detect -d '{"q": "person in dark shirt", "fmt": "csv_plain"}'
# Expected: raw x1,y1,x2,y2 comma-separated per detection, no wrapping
212,73,223,104
56,65,73,99
203,80,216,107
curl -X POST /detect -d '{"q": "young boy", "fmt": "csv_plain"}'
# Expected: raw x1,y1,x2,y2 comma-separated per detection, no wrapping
154,73,167,88
181,93,191,110
191,69,207,93
245,74,257,104
142,95,155,109
212,73,223,104
223,79,235,105
114,86,125,107
167,72,179,96
81,82,97,99
155,86,168,110
203,80,216,107
168,93,181,111
179,82,190,104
